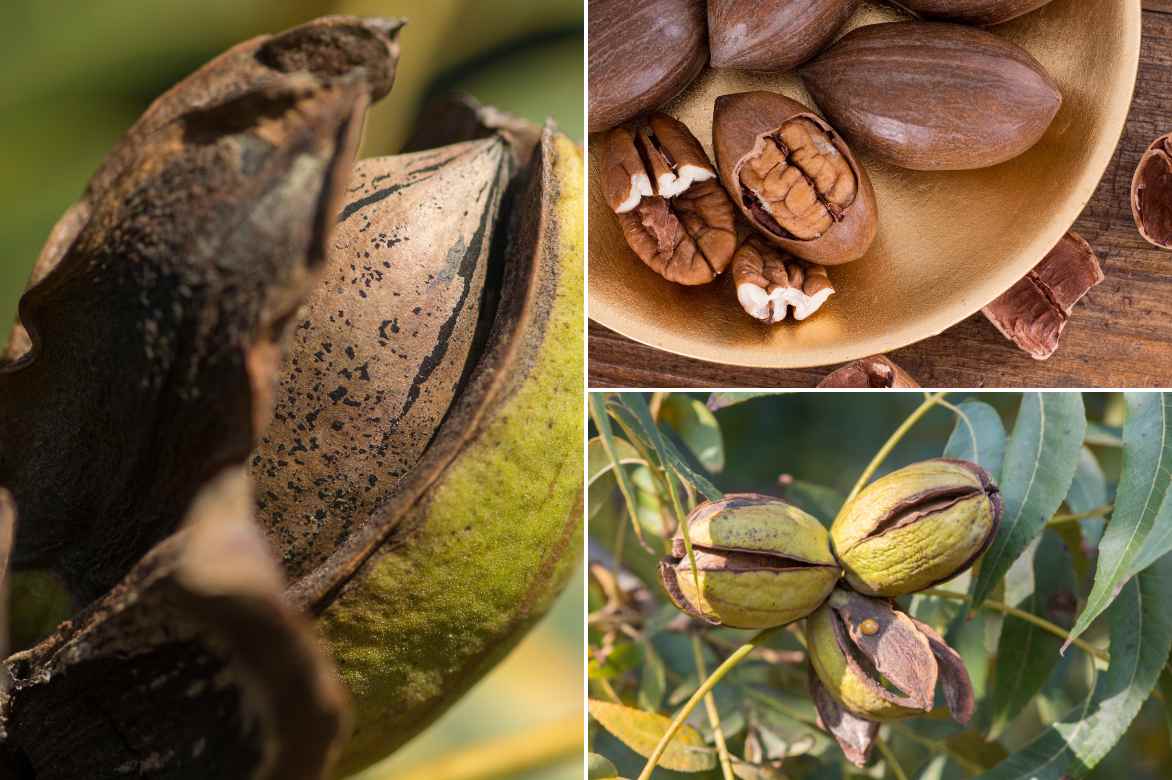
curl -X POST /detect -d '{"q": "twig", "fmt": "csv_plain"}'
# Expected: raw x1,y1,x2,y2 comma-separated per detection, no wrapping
692,633,735,780
920,588,1108,662
1047,504,1113,526
843,393,950,508
636,628,781,780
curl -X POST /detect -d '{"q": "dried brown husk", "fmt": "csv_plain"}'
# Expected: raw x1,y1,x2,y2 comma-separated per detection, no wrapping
800,21,1062,171
1,470,349,779
588,0,707,133
982,232,1103,359
713,91,877,265
818,356,919,387
709,0,859,71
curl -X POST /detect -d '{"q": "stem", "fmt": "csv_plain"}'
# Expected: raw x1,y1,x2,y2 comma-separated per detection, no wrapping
921,588,1108,662
383,715,580,780
1048,504,1113,526
874,736,909,780
844,392,950,507
590,396,651,553
691,634,734,780
636,628,780,780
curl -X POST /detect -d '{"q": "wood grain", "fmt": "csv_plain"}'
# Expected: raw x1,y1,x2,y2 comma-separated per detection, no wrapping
590,8,1172,389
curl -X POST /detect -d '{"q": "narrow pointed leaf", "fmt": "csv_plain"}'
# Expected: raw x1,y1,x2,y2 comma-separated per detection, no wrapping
971,393,1084,609
1067,393,1172,648
591,394,652,552
707,392,783,411
658,394,725,473
588,437,644,485
638,639,667,713
943,399,1007,476
987,531,1075,738
622,394,721,501
975,552,1172,779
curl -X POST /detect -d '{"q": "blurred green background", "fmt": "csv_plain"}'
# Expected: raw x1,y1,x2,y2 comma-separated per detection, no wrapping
0,0,583,334
0,2,583,778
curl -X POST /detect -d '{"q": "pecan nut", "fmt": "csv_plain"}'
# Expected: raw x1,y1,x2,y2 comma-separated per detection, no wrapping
808,589,974,765
818,356,919,388
713,91,877,265
731,236,834,322
602,113,736,285
658,493,840,628
831,459,1001,597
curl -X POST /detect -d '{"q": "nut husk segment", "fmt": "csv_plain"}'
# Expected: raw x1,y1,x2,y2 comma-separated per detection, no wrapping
302,128,584,775
713,91,877,265
0,72,373,604
800,22,1062,171
602,115,736,285
709,0,859,71
2,470,350,779
588,0,707,133
818,356,919,388
888,0,1056,26
807,589,974,732
831,459,1001,597
1131,133,1172,250
731,236,835,322
252,137,511,579
658,493,840,628
982,232,1103,360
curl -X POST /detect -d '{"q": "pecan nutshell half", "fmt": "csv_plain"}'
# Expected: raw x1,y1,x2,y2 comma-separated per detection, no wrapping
731,236,834,322
888,0,1057,26
982,231,1103,360
818,356,919,388
714,91,877,265
602,113,737,285
1131,132,1172,250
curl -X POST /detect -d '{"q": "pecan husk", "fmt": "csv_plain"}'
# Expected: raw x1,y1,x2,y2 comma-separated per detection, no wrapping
981,231,1103,360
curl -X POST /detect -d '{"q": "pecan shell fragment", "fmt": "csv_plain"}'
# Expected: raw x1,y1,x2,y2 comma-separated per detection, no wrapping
1131,133,1172,250
981,231,1103,360
818,356,919,388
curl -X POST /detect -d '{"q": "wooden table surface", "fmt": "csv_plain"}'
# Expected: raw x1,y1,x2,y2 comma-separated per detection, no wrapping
589,2,1172,389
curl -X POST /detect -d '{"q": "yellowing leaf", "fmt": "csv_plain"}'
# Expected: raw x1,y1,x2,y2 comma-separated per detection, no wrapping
588,699,715,772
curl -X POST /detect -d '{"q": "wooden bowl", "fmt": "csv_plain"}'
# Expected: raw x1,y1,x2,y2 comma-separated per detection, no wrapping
587,0,1141,370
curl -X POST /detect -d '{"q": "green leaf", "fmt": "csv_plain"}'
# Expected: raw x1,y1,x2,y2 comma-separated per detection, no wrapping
658,394,725,473
588,436,643,485
638,639,667,714
706,392,783,411
987,531,1075,738
588,699,716,772
975,553,1172,779
942,399,1007,476
621,394,722,501
591,395,653,552
588,641,641,681
1085,422,1124,448
971,393,1085,609
588,753,621,779
1066,393,1172,648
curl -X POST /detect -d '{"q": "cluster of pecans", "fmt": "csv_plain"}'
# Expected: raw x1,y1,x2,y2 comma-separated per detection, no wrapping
590,0,1118,363
658,459,1002,765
